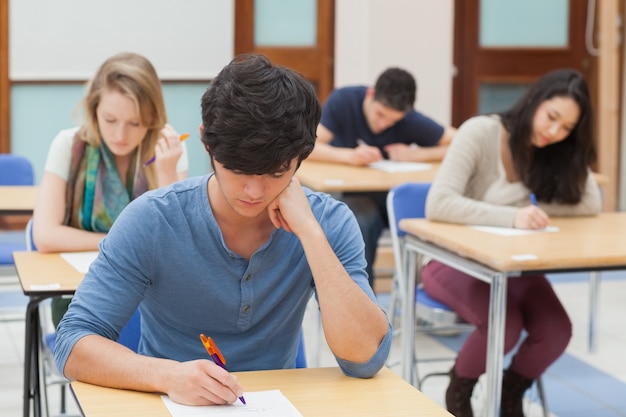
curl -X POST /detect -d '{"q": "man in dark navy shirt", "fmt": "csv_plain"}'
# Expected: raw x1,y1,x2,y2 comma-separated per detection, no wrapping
308,68,456,288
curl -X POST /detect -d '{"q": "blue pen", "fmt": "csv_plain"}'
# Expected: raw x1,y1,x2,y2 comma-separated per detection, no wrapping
529,193,539,206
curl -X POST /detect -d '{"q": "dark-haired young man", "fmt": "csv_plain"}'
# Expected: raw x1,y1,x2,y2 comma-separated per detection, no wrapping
55,54,391,406
308,68,456,287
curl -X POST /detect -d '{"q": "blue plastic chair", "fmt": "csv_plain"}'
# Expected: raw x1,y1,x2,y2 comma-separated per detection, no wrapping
0,154,35,268
0,154,35,186
386,182,473,387
386,183,461,329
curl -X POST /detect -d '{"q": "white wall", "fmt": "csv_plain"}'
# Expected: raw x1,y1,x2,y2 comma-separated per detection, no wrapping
9,0,234,80
10,0,455,124
335,0,455,126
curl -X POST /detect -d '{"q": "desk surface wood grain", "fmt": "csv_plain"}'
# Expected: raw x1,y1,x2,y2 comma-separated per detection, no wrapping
0,185,38,215
400,212,626,272
71,367,451,417
13,251,84,294
296,160,440,192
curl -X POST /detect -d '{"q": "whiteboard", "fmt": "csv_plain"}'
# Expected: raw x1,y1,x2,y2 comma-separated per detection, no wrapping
9,0,234,81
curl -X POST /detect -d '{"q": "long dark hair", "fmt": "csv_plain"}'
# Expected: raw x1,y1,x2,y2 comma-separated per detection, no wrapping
500,69,595,204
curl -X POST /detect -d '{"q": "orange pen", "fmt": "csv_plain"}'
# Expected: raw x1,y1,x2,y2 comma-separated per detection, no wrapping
199,334,246,405
144,133,190,166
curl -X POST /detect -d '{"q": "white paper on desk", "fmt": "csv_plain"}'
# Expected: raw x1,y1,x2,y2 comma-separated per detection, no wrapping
469,225,559,236
161,390,303,417
60,251,99,273
368,160,432,173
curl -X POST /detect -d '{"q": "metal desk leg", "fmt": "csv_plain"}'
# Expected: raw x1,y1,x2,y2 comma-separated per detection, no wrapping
484,272,507,417
24,297,42,417
588,271,599,352
402,245,418,385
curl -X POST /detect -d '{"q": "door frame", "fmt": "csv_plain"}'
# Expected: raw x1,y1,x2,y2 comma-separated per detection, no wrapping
234,0,335,103
452,0,589,127
0,0,9,153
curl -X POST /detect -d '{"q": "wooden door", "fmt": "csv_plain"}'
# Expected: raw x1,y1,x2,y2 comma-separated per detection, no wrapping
451,0,626,210
234,0,335,103
452,0,590,126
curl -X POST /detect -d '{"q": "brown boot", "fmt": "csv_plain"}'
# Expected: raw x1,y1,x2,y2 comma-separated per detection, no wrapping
445,367,478,417
501,368,534,417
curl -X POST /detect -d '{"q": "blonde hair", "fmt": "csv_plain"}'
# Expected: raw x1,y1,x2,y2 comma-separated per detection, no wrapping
79,52,167,188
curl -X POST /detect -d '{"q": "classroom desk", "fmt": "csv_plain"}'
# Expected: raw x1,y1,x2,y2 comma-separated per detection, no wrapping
70,366,452,417
14,251,85,417
296,160,607,194
0,185,38,215
399,213,626,417
296,160,440,192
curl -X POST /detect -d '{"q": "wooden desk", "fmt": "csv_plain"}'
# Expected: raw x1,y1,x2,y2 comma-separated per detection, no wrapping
14,251,85,417
296,160,440,192
399,213,626,417
0,185,38,215
71,367,452,417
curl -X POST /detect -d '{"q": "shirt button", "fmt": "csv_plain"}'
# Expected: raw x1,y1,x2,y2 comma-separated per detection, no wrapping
244,274,251,281
243,305,251,313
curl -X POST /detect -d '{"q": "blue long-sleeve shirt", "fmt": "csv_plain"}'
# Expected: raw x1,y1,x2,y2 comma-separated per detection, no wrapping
55,174,392,378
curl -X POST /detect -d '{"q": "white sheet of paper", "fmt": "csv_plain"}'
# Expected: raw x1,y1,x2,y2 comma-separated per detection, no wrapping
368,160,432,173
161,390,303,417
469,225,559,236
60,251,99,273
511,254,539,261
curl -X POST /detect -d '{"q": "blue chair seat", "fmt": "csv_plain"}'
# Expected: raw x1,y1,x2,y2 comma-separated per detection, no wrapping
415,287,460,326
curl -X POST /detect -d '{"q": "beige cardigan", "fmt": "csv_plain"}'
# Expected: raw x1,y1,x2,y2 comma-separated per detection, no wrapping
425,115,602,227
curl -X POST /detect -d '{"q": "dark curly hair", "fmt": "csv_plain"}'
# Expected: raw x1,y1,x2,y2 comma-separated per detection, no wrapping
200,54,321,175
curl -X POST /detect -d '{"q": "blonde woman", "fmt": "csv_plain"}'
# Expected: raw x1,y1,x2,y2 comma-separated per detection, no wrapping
34,52,188,325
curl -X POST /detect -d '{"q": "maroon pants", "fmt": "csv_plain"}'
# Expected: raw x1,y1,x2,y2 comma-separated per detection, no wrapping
422,261,572,379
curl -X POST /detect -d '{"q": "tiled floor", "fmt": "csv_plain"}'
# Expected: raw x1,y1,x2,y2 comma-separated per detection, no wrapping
1,270,625,417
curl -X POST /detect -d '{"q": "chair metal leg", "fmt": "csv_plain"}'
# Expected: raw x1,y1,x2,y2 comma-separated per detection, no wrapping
588,271,600,352
536,376,549,417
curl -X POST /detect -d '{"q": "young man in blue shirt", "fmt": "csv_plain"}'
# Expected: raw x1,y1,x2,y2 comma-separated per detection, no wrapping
308,68,456,287
55,54,392,406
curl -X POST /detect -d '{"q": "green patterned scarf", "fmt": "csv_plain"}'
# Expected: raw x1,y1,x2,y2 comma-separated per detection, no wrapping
64,132,148,232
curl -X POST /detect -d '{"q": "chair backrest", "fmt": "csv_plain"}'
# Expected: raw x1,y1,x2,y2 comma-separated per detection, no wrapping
386,182,431,279
0,154,35,185
25,218,36,251
387,182,460,322
295,329,307,368
117,309,141,352
0,156,34,266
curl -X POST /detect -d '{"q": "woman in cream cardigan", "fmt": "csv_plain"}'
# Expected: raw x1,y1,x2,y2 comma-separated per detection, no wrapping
424,68,600,417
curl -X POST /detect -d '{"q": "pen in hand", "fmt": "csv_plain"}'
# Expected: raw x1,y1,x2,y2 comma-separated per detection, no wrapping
199,334,246,405
144,133,190,166
529,193,539,206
